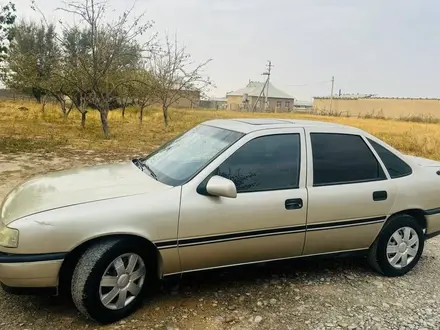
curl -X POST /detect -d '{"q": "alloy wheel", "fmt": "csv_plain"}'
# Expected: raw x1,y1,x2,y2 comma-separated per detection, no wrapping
386,226,419,269
99,253,146,310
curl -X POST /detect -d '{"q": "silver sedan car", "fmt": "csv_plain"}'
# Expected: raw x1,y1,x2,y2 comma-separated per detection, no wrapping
1,118,440,323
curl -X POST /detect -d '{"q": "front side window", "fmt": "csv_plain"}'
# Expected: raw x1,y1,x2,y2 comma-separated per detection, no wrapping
367,138,412,178
139,125,243,186
216,134,301,193
311,133,386,186
285,101,290,108
276,101,282,108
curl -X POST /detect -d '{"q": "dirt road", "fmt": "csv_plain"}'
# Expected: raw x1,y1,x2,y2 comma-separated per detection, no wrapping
0,152,439,330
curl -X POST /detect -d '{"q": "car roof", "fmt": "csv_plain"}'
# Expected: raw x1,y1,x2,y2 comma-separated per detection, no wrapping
202,118,361,134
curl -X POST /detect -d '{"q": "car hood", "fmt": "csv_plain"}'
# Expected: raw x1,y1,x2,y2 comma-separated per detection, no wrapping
0,161,171,225
404,155,440,167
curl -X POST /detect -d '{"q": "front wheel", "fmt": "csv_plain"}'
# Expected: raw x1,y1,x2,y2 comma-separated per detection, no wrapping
368,214,424,277
71,238,151,324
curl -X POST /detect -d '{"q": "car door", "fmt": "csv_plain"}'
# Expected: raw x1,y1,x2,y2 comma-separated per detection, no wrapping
303,128,398,255
177,128,307,272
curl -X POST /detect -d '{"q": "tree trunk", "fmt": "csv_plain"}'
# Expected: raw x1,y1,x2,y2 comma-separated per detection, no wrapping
139,105,145,125
33,88,42,103
81,111,87,128
66,103,73,117
100,108,110,138
59,99,68,120
122,105,126,118
162,105,168,127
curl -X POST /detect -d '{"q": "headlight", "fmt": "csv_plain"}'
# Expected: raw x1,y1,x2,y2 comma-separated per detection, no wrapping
0,224,19,248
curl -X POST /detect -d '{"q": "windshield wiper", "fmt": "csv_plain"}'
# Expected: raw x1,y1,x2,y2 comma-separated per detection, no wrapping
143,163,158,181
133,159,158,181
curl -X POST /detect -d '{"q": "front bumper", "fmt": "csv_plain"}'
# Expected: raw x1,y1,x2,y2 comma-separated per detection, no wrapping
0,252,65,288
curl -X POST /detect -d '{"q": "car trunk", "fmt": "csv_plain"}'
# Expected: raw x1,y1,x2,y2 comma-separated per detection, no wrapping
404,155,440,168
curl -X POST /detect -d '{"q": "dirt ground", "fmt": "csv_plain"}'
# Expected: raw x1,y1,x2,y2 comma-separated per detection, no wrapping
0,152,439,330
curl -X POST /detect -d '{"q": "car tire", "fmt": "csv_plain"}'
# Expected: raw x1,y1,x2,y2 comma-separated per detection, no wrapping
368,214,424,277
71,238,153,324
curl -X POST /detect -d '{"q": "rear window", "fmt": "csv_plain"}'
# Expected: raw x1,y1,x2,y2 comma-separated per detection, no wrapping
367,139,412,179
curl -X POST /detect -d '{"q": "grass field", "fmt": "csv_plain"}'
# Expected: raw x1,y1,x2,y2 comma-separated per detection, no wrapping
1,100,440,160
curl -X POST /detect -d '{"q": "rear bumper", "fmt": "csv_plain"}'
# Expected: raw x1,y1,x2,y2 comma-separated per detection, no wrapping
0,252,65,288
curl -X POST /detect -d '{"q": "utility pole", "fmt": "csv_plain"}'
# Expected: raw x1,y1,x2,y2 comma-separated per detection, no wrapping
251,79,268,113
329,75,335,112
264,61,273,111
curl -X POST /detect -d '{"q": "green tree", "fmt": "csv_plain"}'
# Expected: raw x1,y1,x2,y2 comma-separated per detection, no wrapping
4,20,61,111
0,1,16,61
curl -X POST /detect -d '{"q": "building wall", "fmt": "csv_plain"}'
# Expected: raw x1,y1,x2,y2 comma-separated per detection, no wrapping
169,90,201,108
260,97,294,112
313,98,440,119
227,95,294,112
227,96,244,110
200,100,227,109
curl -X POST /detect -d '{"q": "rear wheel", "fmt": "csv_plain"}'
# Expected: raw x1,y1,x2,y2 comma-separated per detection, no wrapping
368,214,424,277
71,238,153,324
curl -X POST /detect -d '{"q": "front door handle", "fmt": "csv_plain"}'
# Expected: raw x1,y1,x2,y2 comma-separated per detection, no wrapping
373,191,388,201
285,198,303,210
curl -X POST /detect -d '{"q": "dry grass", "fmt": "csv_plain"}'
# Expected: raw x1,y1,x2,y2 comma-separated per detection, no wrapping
1,100,440,160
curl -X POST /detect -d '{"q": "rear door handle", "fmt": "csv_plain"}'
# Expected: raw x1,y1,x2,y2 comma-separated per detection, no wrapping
373,191,388,201
285,198,303,210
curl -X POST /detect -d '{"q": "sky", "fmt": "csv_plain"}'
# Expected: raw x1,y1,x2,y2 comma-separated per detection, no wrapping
12,0,440,101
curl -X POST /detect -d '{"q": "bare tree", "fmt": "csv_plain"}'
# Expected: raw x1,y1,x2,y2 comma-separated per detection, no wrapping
132,67,157,124
69,90,89,128
118,84,132,118
150,34,213,127
57,26,92,127
56,0,156,138
45,70,74,118
116,70,137,119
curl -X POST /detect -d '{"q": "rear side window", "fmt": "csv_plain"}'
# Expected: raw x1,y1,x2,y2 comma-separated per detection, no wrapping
311,133,386,186
217,134,301,193
367,139,412,178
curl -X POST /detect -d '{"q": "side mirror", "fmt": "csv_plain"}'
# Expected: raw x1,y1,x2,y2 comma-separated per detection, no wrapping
205,175,237,198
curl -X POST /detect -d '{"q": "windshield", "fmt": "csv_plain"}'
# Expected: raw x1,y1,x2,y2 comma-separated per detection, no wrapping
138,124,244,186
